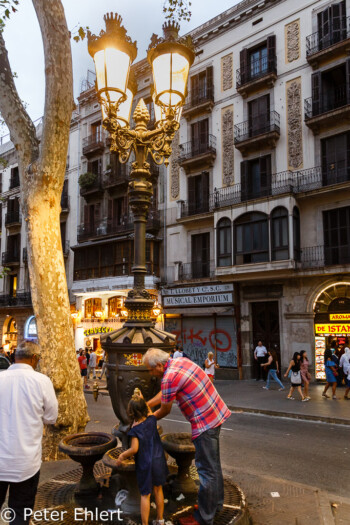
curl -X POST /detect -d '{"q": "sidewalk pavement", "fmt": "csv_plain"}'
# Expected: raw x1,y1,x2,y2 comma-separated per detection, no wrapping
85,375,350,426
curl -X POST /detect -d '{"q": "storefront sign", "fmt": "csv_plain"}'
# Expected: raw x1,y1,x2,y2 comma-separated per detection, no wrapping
315,324,350,334
329,313,350,321
83,327,113,336
163,293,233,307
162,284,233,296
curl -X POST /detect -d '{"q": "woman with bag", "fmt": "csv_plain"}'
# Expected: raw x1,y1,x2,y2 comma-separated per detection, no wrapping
322,348,338,399
262,350,284,391
300,350,311,400
284,352,307,401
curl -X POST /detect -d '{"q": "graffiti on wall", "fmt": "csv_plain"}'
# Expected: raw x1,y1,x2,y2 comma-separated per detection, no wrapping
165,316,237,368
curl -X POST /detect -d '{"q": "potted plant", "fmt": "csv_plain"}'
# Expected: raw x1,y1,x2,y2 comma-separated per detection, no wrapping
78,172,97,189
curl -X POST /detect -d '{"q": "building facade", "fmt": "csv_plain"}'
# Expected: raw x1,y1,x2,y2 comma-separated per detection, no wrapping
162,0,350,378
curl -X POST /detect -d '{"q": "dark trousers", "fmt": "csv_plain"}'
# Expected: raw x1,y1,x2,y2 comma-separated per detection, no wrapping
0,470,40,524
256,356,267,380
193,426,224,525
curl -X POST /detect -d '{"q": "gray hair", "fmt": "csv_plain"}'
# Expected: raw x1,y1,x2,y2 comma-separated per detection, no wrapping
143,348,169,368
16,341,41,359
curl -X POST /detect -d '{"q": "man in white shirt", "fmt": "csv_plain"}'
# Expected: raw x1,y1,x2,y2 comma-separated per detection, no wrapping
87,349,97,379
254,340,268,381
173,345,184,359
0,341,58,524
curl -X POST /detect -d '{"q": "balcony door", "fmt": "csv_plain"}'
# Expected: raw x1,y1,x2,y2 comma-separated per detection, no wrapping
191,233,210,278
248,95,270,137
318,0,346,50
191,119,209,156
83,203,100,235
321,131,350,185
323,206,350,265
188,172,209,215
241,155,271,201
191,66,213,105
7,234,20,260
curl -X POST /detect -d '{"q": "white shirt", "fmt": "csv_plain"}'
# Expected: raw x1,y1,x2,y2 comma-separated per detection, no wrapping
0,364,58,482
340,349,350,374
89,352,97,367
205,358,215,376
173,351,183,359
255,345,267,358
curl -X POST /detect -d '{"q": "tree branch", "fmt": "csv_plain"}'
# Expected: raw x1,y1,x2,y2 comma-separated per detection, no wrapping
0,31,39,163
32,0,73,181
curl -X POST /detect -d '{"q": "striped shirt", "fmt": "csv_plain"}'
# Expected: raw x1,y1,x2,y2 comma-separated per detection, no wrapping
161,358,231,439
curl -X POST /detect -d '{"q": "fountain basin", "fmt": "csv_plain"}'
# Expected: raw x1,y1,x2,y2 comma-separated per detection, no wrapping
59,432,117,495
161,432,197,495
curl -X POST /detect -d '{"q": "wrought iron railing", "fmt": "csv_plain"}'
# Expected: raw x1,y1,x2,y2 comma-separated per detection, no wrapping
305,84,349,119
5,210,21,226
234,111,280,143
102,164,128,188
306,16,350,56
2,251,20,264
178,134,216,163
301,245,350,268
82,132,106,154
78,212,161,242
74,261,159,281
183,86,214,112
0,292,32,307
79,175,103,196
178,260,216,281
236,56,277,87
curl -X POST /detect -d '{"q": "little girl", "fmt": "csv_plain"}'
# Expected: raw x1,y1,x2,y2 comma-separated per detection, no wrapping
116,394,168,525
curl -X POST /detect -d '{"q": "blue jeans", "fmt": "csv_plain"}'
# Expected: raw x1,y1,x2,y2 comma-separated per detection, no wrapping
193,426,224,525
266,369,284,389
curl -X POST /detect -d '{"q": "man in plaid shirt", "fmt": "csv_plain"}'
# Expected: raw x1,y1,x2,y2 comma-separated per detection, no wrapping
144,348,231,525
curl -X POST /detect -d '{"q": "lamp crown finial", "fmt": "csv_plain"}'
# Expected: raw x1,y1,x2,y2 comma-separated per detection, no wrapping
162,20,180,40
104,12,123,32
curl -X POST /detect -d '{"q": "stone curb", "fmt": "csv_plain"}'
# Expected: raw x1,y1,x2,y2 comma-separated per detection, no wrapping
227,405,350,426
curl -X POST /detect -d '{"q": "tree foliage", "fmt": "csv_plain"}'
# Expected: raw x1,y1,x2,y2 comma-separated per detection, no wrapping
163,0,191,22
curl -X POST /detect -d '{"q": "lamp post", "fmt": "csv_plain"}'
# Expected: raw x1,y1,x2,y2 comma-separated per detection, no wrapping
88,13,194,321
88,14,194,444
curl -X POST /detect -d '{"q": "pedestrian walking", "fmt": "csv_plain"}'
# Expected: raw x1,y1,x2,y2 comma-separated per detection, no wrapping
284,352,307,401
262,350,284,390
0,341,58,524
87,349,97,379
99,351,108,380
322,348,338,399
254,340,268,381
300,350,311,400
116,394,168,525
143,348,231,525
204,351,219,382
78,350,89,389
341,347,350,399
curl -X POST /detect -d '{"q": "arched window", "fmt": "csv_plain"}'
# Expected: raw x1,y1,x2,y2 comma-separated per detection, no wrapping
234,212,269,264
271,207,289,261
217,218,232,267
84,298,102,319
293,207,300,261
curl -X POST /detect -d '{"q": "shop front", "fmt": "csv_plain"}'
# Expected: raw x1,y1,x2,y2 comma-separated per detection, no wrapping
162,283,237,376
313,282,350,381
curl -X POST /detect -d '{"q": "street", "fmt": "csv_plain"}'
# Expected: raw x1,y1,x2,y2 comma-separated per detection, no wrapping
83,393,350,524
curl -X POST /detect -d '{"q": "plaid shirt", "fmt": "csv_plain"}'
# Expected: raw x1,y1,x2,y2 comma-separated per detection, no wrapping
161,358,231,439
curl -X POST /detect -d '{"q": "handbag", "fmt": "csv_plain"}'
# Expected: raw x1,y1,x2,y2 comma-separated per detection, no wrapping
291,370,301,384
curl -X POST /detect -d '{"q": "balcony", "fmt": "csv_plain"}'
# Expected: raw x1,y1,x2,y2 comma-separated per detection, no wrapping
178,135,216,172
234,111,280,156
60,194,69,214
304,85,350,133
0,292,32,307
236,57,277,98
167,260,215,283
9,173,20,190
2,251,20,266
77,212,161,242
182,86,214,120
74,261,159,281
102,164,128,191
296,164,350,193
306,17,350,68
211,170,295,209
79,174,103,199
5,210,21,228
82,132,105,157
300,245,350,269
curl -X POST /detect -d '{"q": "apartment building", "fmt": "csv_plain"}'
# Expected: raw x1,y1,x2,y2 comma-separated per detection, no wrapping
162,0,350,378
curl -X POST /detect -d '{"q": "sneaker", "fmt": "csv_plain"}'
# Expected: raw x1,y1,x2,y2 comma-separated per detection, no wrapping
333,395,338,400
302,397,309,402
278,388,285,391
178,517,201,525
152,520,165,525
262,386,269,390
287,396,294,400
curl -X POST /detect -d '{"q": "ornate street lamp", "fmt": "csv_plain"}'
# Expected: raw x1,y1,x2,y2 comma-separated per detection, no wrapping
88,14,194,445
